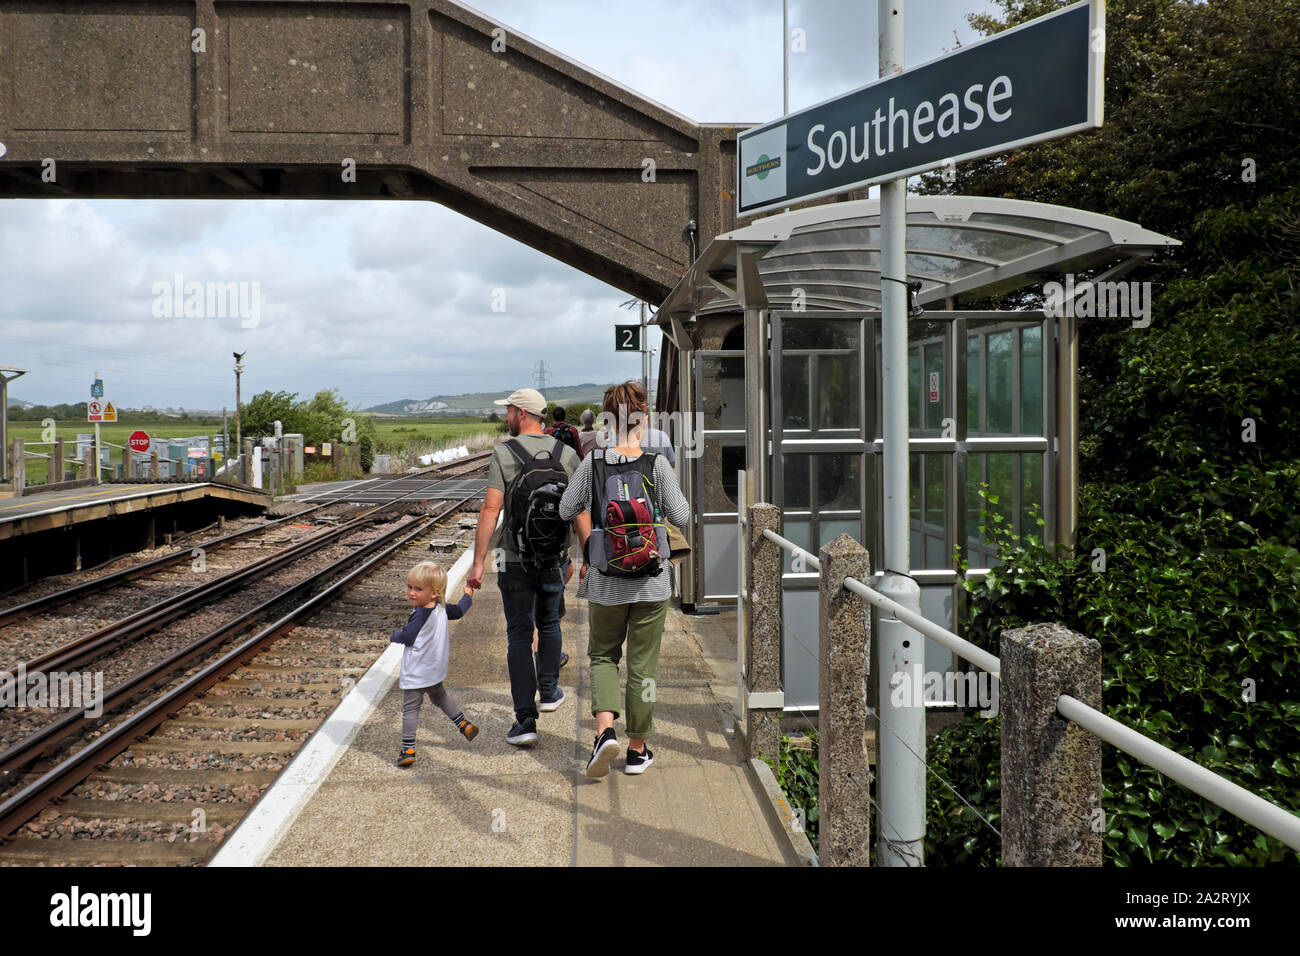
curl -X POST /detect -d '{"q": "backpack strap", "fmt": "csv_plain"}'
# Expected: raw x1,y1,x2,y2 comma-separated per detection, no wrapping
503,438,530,469
589,452,607,527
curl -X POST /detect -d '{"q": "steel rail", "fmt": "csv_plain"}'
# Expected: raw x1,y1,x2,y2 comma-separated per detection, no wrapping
0,512,427,775
0,449,489,626
5,456,488,679
0,503,329,628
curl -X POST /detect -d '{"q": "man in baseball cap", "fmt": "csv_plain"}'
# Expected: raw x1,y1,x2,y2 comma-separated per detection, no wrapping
488,390,546,418
470,387,582,747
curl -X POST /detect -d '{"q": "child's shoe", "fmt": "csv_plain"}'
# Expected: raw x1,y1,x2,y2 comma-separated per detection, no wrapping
397,746,416,767
457,718,479,741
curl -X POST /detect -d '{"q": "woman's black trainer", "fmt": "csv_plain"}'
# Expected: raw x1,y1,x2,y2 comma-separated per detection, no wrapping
584,728,620,778
624,746,654,775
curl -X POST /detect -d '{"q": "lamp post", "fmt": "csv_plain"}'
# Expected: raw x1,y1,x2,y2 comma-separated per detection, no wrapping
0,364,29,483
233,351,246,450
640,301,649,393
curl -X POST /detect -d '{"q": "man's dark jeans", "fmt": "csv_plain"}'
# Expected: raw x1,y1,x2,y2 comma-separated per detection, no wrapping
498,562,564,721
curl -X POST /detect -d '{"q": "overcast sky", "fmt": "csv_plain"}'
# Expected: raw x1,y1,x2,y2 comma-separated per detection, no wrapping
1,0,996,411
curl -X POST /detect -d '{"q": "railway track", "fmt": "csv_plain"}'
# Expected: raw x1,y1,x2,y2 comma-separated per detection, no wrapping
0,454,491,865
0,451,491,634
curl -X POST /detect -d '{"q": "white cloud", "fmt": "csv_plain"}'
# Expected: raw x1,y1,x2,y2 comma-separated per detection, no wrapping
0,0,997,410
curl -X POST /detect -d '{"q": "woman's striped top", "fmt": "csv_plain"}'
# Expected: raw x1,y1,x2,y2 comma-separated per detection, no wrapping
559,448,690,605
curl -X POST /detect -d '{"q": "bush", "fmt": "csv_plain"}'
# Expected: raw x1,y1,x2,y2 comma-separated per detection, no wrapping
926,717,1002,866
762,733,821,851
359,435,373,473
931,471,1300,866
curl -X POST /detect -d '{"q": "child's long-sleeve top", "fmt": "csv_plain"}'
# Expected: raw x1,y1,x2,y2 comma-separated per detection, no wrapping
389,593,471,689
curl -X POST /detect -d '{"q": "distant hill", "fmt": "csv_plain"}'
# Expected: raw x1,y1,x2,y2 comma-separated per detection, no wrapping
365,383,612,416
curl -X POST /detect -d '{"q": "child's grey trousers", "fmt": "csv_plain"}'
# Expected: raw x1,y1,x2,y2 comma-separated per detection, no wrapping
402,683,461,747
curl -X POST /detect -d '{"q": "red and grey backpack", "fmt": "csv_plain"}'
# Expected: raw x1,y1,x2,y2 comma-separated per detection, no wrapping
586,452,669,577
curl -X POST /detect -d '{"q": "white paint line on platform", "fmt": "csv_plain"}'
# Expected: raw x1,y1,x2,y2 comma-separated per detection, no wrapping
208,544,475,867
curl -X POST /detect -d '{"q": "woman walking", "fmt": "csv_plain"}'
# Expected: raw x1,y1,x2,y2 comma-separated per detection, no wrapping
559,381,689,777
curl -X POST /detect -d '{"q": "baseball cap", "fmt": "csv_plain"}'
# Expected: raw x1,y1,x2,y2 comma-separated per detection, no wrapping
494,388,547,416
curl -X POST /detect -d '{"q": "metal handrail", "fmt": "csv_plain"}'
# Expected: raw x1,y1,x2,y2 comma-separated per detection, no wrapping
1056,695,1300,850
758,520,1300,851
843,575,1002,678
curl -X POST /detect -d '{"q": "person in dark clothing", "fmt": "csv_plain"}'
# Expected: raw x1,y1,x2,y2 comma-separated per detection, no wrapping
468,388,584,748
545,406,582,455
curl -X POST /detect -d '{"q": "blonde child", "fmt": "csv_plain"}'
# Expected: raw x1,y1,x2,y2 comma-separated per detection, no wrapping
390,561,477,766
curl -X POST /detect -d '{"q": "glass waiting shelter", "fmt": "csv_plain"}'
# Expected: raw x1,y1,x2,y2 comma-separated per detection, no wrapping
655,196,1178,712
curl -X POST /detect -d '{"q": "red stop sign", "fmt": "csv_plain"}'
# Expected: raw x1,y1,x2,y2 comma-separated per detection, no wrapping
128,430,151,454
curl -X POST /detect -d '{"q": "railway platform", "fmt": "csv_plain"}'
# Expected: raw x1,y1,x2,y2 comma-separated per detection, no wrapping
0,480,272,589
213,555,796,867
0,480,269,539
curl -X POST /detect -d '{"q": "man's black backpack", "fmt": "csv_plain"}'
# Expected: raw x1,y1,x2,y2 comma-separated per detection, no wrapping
503,438,570,569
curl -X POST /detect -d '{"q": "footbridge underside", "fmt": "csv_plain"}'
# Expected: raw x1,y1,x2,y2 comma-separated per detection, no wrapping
0,0,755,302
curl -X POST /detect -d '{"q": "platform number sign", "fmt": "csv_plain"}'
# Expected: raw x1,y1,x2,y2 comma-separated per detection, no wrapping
615,324,641,352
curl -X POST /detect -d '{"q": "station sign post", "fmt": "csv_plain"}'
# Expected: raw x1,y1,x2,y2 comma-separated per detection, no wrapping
736,0,1105,867
87,375,106,484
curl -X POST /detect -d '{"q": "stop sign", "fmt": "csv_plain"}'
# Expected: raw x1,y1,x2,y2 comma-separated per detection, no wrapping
128,430,151,454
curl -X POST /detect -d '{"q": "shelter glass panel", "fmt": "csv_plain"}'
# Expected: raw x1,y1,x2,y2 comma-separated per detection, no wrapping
986,331,1014,434
819,354,860,432
966,212,1093,240
1021,326,1043,435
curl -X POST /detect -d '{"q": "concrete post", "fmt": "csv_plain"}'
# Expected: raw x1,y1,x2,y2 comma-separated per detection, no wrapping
818,534,872,866
243,440,254,486
10,439,24,494
744,503,783,764
53,438,65,482
1000,622,1103,866
268,446,281,495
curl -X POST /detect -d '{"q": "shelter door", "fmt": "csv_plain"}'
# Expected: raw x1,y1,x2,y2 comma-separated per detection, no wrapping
692,347,747,601
771,311,873,711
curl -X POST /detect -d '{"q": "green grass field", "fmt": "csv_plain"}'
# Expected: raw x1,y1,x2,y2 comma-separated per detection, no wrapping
370,418,499,456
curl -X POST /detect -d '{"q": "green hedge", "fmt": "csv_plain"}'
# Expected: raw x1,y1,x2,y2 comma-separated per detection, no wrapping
928,193,1300,864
